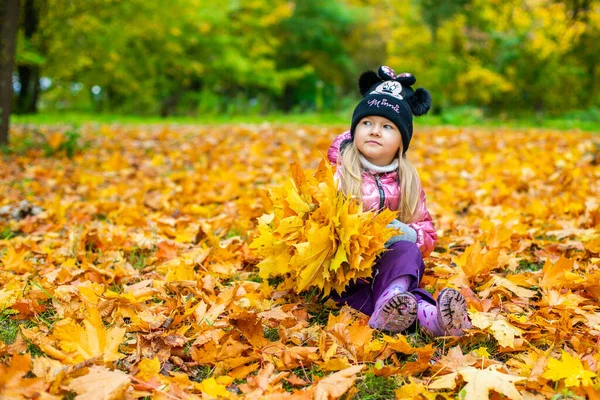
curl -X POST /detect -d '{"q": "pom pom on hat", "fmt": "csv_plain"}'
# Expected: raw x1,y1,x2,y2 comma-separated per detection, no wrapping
358,71,382,96
407,88,431,116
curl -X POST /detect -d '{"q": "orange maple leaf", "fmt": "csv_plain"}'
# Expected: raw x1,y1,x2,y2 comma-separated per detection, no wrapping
0,353,50,399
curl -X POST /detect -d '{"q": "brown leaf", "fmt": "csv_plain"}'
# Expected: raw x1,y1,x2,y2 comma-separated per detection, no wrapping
313,365,365,400
67,366,130,400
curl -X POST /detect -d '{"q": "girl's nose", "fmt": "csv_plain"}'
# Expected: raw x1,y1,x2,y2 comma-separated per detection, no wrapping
370,125,381,135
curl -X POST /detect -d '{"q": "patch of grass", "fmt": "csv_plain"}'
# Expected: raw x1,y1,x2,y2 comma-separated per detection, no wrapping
184,341,193,357
353,373,399,400
0,310,20,345
34,303,58,330
108,282,125,293
406,327,437,348
515,259,543,273
289,365,326,384
303,287,325,304
433,246,447,253
462,336,499,359
62,392,77,400
10,109,600,132
188,365,214,383
267,276,284,287
264,326,280,342
246,273,263,283
42,128,86,159
126,246,155,270
307,302,340,327
1,126,88,159
25,338,46,357
551,389,587,400
0,129,45,155
0,226,17,240
534,234,559,242
225,228,243,239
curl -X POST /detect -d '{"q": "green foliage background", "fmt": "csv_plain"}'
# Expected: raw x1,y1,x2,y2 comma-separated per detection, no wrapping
13,0,600,121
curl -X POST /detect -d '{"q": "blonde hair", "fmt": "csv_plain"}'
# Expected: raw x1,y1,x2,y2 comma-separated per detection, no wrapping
339,141,422,223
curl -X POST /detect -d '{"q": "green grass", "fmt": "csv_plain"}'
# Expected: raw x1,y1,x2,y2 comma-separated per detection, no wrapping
188,365,214,383
0,310,20,344
352,373,399,400
126,246,156,270
10,109,600,132
0,227,17,240
12,111,349,127
515,259,544,273
264,326,281,342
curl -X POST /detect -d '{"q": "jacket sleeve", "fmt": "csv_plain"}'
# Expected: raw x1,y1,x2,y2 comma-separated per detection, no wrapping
327,130,352,164
408,185,438,258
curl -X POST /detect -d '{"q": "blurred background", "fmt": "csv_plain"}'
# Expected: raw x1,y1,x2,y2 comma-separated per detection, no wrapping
5,0,600,125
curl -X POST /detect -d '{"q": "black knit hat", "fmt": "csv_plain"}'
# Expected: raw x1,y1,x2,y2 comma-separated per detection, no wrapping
350,66,431,154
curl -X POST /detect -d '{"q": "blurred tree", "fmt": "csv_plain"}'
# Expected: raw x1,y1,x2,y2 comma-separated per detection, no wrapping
14,0,40,113
1,0,20,145
8,0,600,117
417,0,471,41
388,0,598,115
273,0,360,111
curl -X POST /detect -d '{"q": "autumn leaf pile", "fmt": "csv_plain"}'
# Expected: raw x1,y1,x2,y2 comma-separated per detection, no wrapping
250,160,396,297
1,124,600,399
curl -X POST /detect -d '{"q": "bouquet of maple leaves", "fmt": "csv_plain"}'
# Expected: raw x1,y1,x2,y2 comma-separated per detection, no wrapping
250,159,397,297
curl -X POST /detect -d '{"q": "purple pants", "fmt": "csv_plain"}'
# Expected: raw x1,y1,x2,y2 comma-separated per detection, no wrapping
331,241,435,316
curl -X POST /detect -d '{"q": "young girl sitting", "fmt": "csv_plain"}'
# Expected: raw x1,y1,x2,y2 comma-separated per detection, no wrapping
328,66,471,336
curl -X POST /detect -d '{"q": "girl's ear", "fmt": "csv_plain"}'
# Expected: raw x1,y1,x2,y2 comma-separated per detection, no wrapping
358,71,382,96
407,88,432,116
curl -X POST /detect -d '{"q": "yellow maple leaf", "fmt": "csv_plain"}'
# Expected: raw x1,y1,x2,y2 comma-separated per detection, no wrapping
539,256,582,289
51,303,126,363
0,288,17,311
585,237,600,254
159,258,196,282
250,159,395,296
197,377,232,399
429,366,525,400
136,357,160,381
469,311,523,348
474,347,491,358
542,350,597,387
453,242,499,280
318,357,352,371
0,245,32,273
396,378,432,400
293,223,335,292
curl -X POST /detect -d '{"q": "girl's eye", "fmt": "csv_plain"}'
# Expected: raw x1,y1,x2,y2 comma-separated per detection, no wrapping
384,124,393,130
363,120,371,126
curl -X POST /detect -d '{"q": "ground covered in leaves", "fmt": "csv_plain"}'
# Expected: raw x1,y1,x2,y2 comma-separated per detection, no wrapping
1,124,600,399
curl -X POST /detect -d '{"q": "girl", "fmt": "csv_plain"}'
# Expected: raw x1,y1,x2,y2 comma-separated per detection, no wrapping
328,66,470,336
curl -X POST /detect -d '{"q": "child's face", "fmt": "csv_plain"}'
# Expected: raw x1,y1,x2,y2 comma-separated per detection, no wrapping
354,116,402,166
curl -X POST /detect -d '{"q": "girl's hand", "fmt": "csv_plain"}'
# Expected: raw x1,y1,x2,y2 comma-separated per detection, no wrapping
385,219,417,247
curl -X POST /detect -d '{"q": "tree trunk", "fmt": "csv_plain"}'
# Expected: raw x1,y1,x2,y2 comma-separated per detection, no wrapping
15,0,39,114
0,0,21,145
17,64,40,113
280,84,295,112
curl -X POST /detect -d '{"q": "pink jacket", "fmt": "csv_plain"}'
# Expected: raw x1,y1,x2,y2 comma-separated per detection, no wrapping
327,131,438,257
